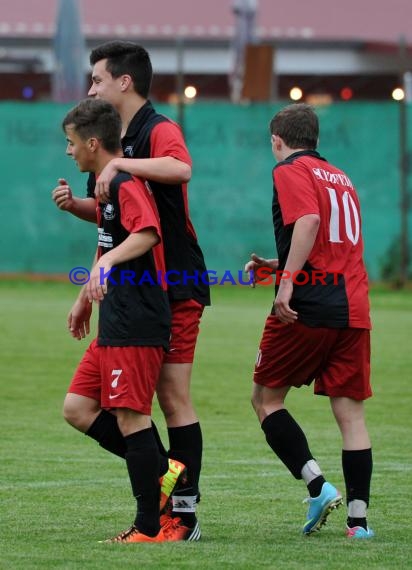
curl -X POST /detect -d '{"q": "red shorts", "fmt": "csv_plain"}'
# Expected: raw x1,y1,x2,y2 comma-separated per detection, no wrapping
164,299,204,364
68,339,164,414
254,315,371,400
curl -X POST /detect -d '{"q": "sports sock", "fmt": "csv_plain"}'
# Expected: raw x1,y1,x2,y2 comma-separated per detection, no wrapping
85,411,167,471
342,449,372,529
124,428,160,537
171,490,197,528
153,422,168,476
151,420,168,458
261,409,314,479
86,410,126,458
347,516,368,530
301,460,326,497
347,496,368,530
307,476,326,498
342,448,372,506
168,423,202,526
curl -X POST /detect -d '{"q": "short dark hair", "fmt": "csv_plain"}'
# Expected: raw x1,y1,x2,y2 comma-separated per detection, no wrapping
62,99,122,153
269,103,319,150
90,41,152,99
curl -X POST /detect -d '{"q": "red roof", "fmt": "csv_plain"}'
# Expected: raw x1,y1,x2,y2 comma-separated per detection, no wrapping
1,0,411,45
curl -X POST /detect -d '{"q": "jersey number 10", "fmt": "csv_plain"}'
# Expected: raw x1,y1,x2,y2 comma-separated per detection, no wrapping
326,187,360,245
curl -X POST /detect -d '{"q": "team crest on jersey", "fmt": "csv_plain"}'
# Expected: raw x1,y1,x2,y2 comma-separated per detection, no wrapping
103,203,115,220
124,145,133,157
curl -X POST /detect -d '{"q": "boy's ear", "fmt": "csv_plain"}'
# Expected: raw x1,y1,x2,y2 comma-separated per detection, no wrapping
120,74,132,92
87,137,99,152
271,134,282,150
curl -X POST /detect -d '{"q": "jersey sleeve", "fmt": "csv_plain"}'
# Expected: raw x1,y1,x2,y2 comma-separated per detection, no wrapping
118,179,161,239
150,121,192,166
274,161,320,225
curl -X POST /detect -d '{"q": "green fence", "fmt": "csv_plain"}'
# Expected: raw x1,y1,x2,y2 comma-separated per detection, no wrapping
1,101,411,281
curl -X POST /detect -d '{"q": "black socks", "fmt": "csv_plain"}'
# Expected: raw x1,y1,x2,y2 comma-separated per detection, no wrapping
86,411,168,475
168,422,202,527
261,409,313,479
124,428,160,537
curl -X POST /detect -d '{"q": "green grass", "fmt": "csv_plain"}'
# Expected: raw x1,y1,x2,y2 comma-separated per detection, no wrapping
1,281,412,569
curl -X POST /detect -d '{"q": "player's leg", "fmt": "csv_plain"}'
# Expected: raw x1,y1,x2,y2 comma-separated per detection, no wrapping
63,339,127,456
110,409,162,542
253,316,342,534
155,300,203,540
100,346,180,543
64,339,167,459
321,328,374,538
156,363,202,540
64,392,128,457
331,397,374,538
253,384,339,494
63,392,101,432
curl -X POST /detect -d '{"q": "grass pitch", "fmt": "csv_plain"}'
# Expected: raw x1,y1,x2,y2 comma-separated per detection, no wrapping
1,281,411,569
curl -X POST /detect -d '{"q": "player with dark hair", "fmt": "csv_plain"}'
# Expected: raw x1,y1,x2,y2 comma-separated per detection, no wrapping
62,97,183,543
52,41,208,541
245,103,374,539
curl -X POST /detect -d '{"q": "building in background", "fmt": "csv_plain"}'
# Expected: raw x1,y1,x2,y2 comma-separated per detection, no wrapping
1,0,412,102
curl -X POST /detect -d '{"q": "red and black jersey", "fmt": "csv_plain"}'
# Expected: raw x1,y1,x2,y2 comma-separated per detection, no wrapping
272,150,371,329
88,101,210,306
96,172,171,348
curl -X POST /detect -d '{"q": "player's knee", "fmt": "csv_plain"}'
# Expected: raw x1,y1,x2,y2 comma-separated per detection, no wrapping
158,392,197,424
62,401,78,428
62,398,92,432
158,395,182,417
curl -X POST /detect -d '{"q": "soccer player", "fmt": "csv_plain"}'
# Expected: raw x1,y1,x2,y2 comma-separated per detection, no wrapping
245,103,374,539
61,97,186,542
52,42,209,541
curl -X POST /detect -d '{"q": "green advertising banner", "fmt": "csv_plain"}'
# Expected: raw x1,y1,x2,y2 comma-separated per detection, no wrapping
1,101,411,281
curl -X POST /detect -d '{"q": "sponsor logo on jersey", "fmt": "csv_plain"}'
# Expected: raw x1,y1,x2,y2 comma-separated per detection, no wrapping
103,203,115,220
98,227,113,248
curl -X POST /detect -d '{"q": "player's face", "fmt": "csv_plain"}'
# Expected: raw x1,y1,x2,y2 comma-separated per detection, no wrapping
65,125,94,172
88,59,122,108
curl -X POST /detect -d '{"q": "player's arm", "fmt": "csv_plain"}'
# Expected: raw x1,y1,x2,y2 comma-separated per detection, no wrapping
86,229,159,302
67,250,98,339
104,156,191,183
95,156,191,202
274,214,320,324
244,253,279,287
52,178,97,223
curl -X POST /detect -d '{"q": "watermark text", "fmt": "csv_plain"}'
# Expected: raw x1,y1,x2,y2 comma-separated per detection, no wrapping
68,267,342,287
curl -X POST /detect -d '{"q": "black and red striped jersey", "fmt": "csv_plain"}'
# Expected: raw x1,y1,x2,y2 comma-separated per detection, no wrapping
88,101,210,306
96,172,171,348
272,150,371,329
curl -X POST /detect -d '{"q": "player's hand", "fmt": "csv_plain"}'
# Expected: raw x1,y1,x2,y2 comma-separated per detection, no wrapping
86,258,112,302
94,160,118,203
52,178,75,211
244,253,279,287
273,280,298,324
67,297,92,340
